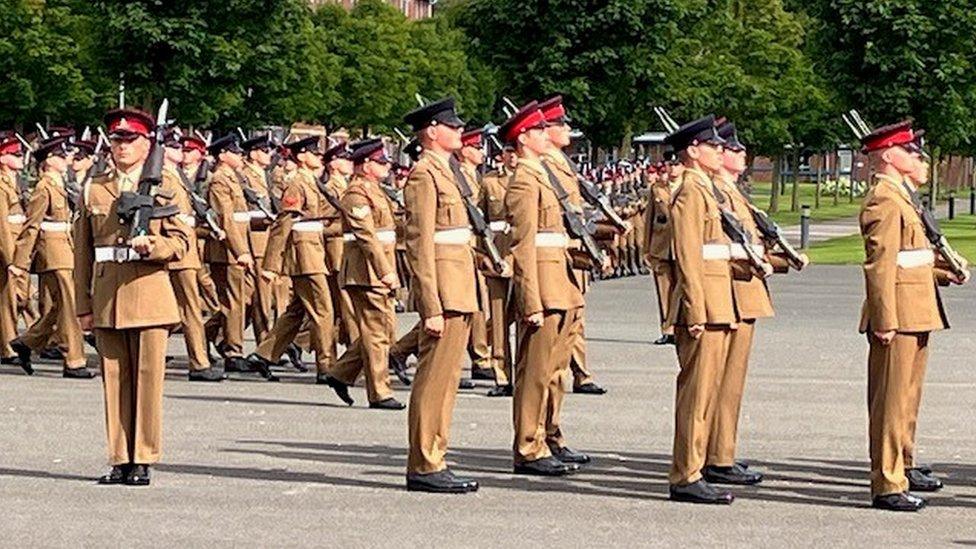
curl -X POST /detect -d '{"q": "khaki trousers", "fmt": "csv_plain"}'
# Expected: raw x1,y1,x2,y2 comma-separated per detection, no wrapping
652,261,676,335
513,307,580,463
868,332,929,496
486,276,512,385
272,276,292,321
206,264,252,357
330,287,395,403
96,327,169,465
669,325,732,485
255,273,334,372
249,265,274,343
568,308,593,388
0,269,18,358
327,273,359,348
391,322,421,359
169,269,211,371
468,309,491,370
196,265,221,314
20,270,85,368
706,319,755,466
407,313,472,474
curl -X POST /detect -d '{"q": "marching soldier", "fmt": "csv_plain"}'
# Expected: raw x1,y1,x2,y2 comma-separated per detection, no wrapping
75,107,193,485
857,121,967,511
323,138,403,409
664,115,736,504
164,131,224,382
643,163,677,345
504,100,587,476
8,136,92,378
320,142,359,360
179,135,221,316
239,134,277,342
203,134,256,374
403,98,480,493
0,135,30,371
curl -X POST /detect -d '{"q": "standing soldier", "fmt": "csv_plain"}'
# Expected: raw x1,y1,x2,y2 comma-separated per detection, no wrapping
245,136,334,382
8,137,92,378
643,163,677,345
164,131,224,382
75,107,192,485
204,134,257,374
239,134,277,342
0,135,30,371
403,98,480,493
665,115,737,505
504,101,587,476
324,138,403,409
858,121,967,511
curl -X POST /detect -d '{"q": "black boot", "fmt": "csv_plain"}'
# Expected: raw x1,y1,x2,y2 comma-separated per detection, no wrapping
548,443,591,464
486,384,513,397
872,491,926,512
471,366,495,381
573,382,607,395
188,366,226,382
39,347,65,361
243,354,279,382
389,353,411,386
369,397,406,410
406,469,477,493
84,333,98,350
125,464,151,486
653,334,676,345
63,366,96,379
514,456,578,476
703,464,763,485
458,378,475,390
907,468,943,492
97,465,131,485
669,480,734,504
9,339,33,375
285,343,307,372
319,374,354,406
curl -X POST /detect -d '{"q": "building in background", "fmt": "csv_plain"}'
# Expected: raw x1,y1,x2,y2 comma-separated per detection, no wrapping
311,0,433,19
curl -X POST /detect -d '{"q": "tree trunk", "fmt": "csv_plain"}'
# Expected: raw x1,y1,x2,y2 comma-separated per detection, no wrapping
619,123,633,160
769,154,781,213
790,148,801,212
833,149,841,206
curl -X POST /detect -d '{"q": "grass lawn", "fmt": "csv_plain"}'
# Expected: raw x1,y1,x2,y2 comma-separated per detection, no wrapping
808,214,976,265
747,182,863,226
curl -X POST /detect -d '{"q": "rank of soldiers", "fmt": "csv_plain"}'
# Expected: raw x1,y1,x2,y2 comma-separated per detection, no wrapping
0,96,967,511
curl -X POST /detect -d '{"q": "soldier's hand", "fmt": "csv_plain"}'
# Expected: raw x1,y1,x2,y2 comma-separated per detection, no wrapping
758,261,774,279
874,330,896,346
950,269,970,285
424,315,444,338
798,253,810,270
215,228,227,241
131,235,155,256
688,324,705,339
600,255,613,275
78,314,94,331
7,265,25,278
237,254,254,269
524,312,544,328
261,270,277,283
381,272,400,290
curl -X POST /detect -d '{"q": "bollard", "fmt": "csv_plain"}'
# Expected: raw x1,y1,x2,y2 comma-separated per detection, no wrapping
970,188,975,215
949,191,956,220
800,205,811,250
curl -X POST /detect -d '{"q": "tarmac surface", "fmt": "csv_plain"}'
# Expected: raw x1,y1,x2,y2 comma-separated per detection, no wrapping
2,266,976,547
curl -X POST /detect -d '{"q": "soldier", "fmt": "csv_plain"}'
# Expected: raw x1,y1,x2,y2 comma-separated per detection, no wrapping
203,134,258,374
180,135,221,316
323,138,403,410
643,163,677,345
504,100,588,476
665,115,736,504
245,136,334,383
538,96,608,397
320,142,359,361
481,144,516,397
239,134,277,342
164,131,224,382
8,137,92,378
0,135,29,370
75,107,193,485
857,121,967,511
402,98,480,493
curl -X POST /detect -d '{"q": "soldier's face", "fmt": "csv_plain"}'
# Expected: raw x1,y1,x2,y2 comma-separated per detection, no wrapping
545,123,571,148
882,146,916,175
45,154,68,173
220,151,244,169
690,143,723,172
250,149,272,166
111,135,151,170
183,148,202,165
165,146,183,165
0,154,24,171
365,159,391,180
73,155,93,172
428,124,463,151
461,145,484,165
722,149,746,175
504,150,518,169
910,156,930,185
298,151,322,170
519,128,549,155
330,158,353,176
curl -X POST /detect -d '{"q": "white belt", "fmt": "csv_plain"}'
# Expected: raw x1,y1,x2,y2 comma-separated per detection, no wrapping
702,244,732,261
94,246,142,263
249,210,268,220
177,214,196,227
343,230,397,243
433,228,473,245
535,232,570,248
40,221,71,232
7,214,26,224
232,212,251,223
897,249,935,268
292,221,324,233
489,221,511,234
729,243,765,260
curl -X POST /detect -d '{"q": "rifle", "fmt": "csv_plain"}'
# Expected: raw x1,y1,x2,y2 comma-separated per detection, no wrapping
193,158,211,195
903,182,968,279
13,134,33,209
539,162,607,268
560,151,630,233
746,203,806,270
380,176,405,209
709,183,771,278
177,166,225,240
447,157,508,273
117,99,179,241
316,172,345,213
234,169,276,222
64,167,81,212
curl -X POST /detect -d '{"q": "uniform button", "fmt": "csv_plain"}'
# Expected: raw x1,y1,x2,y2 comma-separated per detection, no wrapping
117,237,124,244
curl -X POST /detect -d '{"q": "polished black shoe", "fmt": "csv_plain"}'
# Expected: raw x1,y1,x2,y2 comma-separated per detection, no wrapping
243,354,279,382
285,344,307,372
406,469,475,494
369,397,406,410
39,347,65,360
548,444,591,464
458,378,476,390
703,464,763,485
653,334,676,345
669,480,734,505
125,464,151,486
907,468,943,492
188,367,226,382
872,491,926,512
224,356,247,373
514,456,578,476
84,333,98,350
573,382,607,395
63,366,96,379
97,465,130,485
486,384,513,397
10,339,33,375
471,366,495,381
321,375,354,406
389,354,411,386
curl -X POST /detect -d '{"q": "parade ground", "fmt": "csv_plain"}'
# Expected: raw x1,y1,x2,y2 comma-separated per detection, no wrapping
2,266,975,547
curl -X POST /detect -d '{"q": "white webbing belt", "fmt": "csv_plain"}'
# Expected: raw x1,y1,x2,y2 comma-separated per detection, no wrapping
702,244,732,261
897,249,935,268
489,221,510,234
7,214,26,224
40,221,71,232
343,230,397,243
231,212,251,223
535,232,570,248
94,246,141,263
292,221,324,233
249,210,268,220
729,243,764,260
433,228,472,245
177,214,196,227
